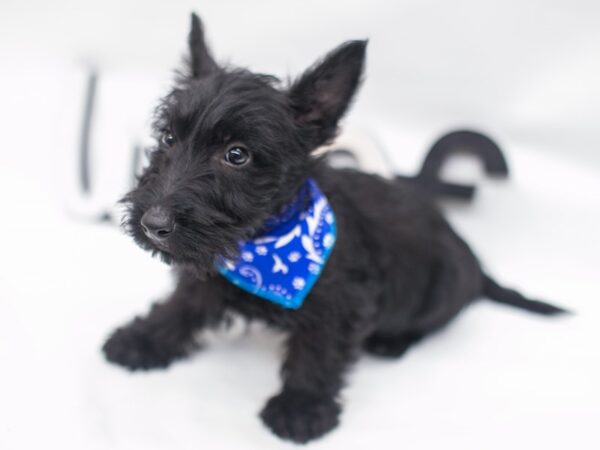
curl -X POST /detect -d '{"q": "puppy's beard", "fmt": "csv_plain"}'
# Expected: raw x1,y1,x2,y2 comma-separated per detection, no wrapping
175,255,223,281
124,206,246,280
171,243,238,281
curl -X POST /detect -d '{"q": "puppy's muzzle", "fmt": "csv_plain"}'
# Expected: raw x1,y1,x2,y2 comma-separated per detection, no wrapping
141,206,175,242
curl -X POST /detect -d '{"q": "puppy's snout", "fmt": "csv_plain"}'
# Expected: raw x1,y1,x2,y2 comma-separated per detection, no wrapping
141,207,175,241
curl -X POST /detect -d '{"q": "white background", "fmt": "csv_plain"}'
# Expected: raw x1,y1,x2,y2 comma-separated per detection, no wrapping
0,1,599,449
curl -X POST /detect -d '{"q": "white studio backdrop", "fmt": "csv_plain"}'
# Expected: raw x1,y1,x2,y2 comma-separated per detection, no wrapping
0,1,599,450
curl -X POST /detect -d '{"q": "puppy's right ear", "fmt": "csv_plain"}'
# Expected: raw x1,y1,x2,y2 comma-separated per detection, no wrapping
188,13,218,78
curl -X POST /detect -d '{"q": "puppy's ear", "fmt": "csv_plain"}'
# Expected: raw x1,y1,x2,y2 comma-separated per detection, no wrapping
188,13,218,78
288,40,367,147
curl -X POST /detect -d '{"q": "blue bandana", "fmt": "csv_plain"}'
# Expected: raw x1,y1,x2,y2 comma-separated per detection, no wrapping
217,178,336,309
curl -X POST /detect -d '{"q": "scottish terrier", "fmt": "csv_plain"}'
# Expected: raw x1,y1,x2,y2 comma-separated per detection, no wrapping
103,13,567,444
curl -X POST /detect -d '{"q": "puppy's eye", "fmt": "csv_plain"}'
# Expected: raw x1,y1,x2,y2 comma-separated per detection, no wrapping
161,131,175,147
224,146,250,166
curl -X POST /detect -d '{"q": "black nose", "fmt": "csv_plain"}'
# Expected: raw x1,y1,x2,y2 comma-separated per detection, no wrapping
141,207,175,241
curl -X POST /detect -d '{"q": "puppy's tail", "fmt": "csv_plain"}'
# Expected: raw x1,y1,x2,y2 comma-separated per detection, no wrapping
483,274,570,315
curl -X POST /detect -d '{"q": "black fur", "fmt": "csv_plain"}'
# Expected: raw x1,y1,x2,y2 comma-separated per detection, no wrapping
102,13,567,444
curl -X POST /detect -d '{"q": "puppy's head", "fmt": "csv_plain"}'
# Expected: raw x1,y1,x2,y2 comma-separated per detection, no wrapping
123,13,366,275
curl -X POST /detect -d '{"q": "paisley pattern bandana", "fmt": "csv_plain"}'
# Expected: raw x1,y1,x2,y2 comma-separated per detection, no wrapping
217,178,336,309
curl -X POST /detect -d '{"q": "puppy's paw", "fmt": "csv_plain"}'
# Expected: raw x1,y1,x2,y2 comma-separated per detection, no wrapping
260,389,340,443
364,332,422,358
102,319,189,371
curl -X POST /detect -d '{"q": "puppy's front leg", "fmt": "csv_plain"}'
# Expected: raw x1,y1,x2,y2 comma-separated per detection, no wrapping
102,271,224,371
260,322,364,443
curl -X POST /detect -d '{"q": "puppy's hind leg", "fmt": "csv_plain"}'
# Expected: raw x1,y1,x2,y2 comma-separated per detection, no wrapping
363,254,480,359
102,271,225,371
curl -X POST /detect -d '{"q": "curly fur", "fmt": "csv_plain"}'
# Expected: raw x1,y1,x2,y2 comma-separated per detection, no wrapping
103,13,567,444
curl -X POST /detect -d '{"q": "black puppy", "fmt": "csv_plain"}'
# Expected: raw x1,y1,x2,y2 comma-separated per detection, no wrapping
103,14,566,444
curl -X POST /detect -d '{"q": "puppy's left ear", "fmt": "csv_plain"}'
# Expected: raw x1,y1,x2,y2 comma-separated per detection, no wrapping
288,40,367,147
188,13,218,78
